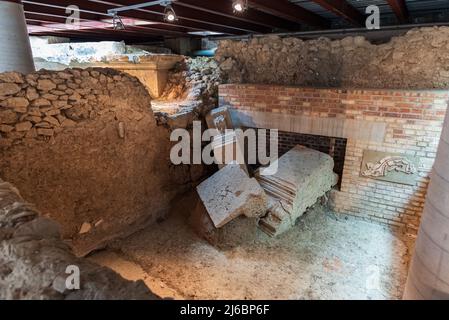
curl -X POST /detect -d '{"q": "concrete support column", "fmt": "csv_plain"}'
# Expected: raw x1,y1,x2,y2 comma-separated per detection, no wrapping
404,105,449,299
0,0,35,74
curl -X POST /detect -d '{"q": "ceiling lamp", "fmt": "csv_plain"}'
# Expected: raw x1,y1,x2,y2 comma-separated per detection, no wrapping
112,13,125,30
232,0,248,13
164,4,178,22
108,1,179,29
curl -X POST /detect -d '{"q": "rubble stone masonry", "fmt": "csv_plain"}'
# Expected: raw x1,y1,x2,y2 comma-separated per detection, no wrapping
216,27,449,90
0,68,191,256
220,84,449,233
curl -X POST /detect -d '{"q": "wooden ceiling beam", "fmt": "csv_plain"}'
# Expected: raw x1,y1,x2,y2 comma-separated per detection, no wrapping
386,0,409,23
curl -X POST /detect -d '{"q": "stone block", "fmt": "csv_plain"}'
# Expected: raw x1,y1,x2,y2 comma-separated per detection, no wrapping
206,107,234,133
36,128,54,136
0,83,21,96
15,121,32,132
0,72,24,83
256,146,338,236
196,164,268,228
0,109,17,124
37,79,56,91
0,124,14,133
1,97,29,112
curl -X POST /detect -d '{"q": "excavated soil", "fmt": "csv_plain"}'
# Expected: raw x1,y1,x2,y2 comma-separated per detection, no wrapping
90,192,414,300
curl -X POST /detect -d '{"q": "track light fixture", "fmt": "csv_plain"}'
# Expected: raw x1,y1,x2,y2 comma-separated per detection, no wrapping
232,0,248,13
108,0,179,29
112,13,125,30
164,4,178,22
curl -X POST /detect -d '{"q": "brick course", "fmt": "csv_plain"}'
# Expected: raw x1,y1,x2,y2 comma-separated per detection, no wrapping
220,84,449,233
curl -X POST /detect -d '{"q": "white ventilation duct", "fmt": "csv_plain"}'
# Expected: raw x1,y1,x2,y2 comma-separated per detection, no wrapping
0,0,35,74
404,104,449,299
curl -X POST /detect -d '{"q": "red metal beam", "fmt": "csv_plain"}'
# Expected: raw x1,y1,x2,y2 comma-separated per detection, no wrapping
247,0,329,28
386,0,409,23
23,0,244,35
310,0,364,26
31,30,159,42
23,3,191,36
27,19,161,41
87,0,271,33
25,13,174,38
176,0,301,31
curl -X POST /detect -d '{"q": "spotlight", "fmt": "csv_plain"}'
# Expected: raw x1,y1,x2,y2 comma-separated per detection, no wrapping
232,0,247,13
112,13,125,30
164,5,178,22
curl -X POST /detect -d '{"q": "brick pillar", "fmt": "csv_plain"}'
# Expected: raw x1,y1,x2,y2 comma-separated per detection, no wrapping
404,105,449,299
0,0,35,73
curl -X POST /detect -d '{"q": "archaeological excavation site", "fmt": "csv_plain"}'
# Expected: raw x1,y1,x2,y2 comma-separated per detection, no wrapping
1,0,449,306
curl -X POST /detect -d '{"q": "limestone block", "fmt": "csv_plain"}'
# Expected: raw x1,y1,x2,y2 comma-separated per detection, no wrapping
0,72,24,83
37,79,56,91
36,128,54,136
26,87,39,101
0,83,21,96
0,109,17,124
196,164,268,228
256,145,338,236
15,121,32,132
206,107,234,132
0,124,14,133
1,97,29,112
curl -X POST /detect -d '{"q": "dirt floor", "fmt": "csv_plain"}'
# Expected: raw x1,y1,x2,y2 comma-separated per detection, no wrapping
89,192,415,300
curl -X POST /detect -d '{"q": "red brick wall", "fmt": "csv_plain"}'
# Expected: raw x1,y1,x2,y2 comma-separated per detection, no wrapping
220,84,449,233
220,85,447,121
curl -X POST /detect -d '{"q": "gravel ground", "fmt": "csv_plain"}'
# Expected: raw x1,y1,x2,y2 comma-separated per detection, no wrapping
90,193,414,300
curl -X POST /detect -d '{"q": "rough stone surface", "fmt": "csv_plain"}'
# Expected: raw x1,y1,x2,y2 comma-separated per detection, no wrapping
0,68,192,256
215,27,449,89
0,179,158,300
0,83,21,96
153,57,222,128
197,164,268,228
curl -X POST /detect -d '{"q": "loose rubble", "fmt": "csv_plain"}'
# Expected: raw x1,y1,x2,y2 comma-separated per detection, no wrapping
215,27,449,89
154,57,222,128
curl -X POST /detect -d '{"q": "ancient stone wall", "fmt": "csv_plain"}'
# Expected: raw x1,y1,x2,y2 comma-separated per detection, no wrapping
0,68,190,256
154,57,222,129
215,27,449,89
0,178,157,300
